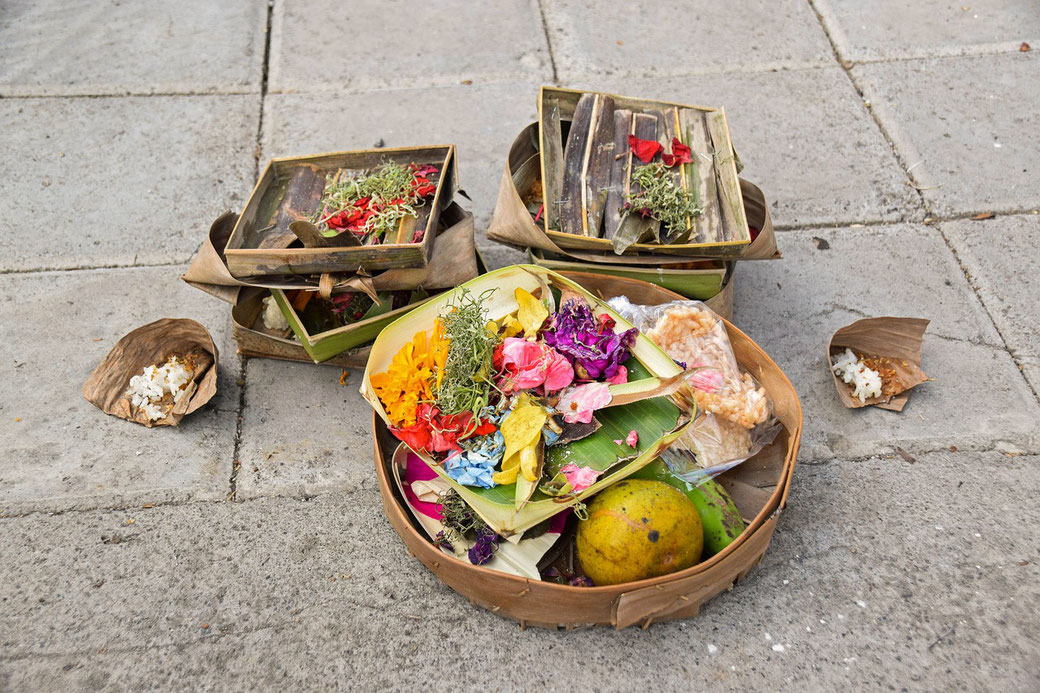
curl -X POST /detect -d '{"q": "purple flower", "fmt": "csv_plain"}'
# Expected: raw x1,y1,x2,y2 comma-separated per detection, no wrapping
569,576,594,587
467,529,499,566
434,530,454,553
543,299,637,381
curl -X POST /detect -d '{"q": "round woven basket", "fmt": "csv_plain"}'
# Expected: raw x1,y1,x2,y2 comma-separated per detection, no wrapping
372,274,802,629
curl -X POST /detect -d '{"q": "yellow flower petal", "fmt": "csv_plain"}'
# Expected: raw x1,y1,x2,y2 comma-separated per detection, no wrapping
497,314,523,339
515,288,548,338
519,444,539,482
500,396,547,462
492,456,520,485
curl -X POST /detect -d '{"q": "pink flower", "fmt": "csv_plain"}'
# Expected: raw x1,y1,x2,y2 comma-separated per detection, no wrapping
560,463,602,493
688,365,725,394
558,382,611,424
543,350,575,391
606,364,628,385
497,338,574,393
626,430,639,447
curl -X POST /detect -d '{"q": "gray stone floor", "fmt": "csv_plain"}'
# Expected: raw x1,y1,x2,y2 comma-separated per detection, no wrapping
1,0,1038,690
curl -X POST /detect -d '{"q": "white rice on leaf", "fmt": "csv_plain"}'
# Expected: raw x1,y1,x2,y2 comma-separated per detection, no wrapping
831,348,882,403
126,356,196,421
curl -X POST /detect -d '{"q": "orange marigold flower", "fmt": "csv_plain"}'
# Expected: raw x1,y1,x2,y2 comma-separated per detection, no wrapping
372,320,449,427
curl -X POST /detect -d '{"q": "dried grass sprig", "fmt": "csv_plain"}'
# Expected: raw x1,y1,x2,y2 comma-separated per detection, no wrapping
627,163,703,233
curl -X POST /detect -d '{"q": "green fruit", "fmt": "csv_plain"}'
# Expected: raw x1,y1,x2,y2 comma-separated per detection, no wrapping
576,480,703,586
631,459,746,557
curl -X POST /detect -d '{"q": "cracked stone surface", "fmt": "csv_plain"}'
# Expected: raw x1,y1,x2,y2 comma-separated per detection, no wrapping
0,96,258,271
235,360,375,501
733,224,1040,460
3,0,1040,688
854,52,1040,217
268,0,552,93
0,266,239,515
1,452,1038,690
943,214,1040,395
542,0,835,81
814,0,1040,62
0,0,266,96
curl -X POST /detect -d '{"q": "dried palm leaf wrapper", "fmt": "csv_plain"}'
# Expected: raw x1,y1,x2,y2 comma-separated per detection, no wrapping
827,317,929,411
83,319,218,427
182,203,479,303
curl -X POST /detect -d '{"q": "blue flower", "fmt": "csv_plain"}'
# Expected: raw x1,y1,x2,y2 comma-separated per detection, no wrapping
444,434,503,489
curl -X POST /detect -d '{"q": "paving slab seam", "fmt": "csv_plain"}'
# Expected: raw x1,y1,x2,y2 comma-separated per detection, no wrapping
936,224,1040,406
0,480,379,521
774,218,919,232
253,0,275,183
0,88,261,100
831,45,1039,67
774,210,1039,233
805,0,929,217
227,358,250,502
263,62,859,98
799,444,1040,468
534,0,559,84
0,261,187,276
4,435,1034,522
0,594,400,665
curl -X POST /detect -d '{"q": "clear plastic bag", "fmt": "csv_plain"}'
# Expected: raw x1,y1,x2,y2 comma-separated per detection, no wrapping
609,296,781,473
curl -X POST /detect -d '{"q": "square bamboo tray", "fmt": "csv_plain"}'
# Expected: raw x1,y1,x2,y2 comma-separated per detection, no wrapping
225,145,457,277
538,87,749,257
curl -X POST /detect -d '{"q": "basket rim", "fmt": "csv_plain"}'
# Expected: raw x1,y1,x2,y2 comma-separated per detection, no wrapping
370,279,802,596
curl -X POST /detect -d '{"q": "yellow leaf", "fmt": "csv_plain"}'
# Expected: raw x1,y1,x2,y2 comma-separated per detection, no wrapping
515,288,548,338
519,444,539,482
492,456,520,485
495,395,547,487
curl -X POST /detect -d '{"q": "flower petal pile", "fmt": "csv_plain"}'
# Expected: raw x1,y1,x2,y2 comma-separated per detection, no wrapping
543,299,637,382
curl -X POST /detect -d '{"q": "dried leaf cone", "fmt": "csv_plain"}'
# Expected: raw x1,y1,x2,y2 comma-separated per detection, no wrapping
83,318,219,427
828,317,929,411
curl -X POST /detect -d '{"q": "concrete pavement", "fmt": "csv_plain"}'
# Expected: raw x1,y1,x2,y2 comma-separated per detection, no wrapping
1,0,1038,689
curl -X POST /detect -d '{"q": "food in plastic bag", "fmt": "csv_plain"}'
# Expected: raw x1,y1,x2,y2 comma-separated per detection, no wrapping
609,297,779,470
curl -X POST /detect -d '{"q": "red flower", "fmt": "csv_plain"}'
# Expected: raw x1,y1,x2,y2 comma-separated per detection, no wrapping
411,176,436,198
326,211,349,229
392,420,431,453
628,135,662,163
472,419,497,436
492,342,505,372
390,404,496,454
662,138,693,167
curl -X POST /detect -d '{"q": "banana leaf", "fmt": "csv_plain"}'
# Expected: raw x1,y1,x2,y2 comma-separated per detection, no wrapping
360,265,696,536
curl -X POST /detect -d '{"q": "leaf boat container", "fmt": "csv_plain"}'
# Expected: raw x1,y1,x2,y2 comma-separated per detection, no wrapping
529,248,733,307
231,286,373,368
270,204,482,364
224,145,457,277
371,274,802,629
360,265,699,537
